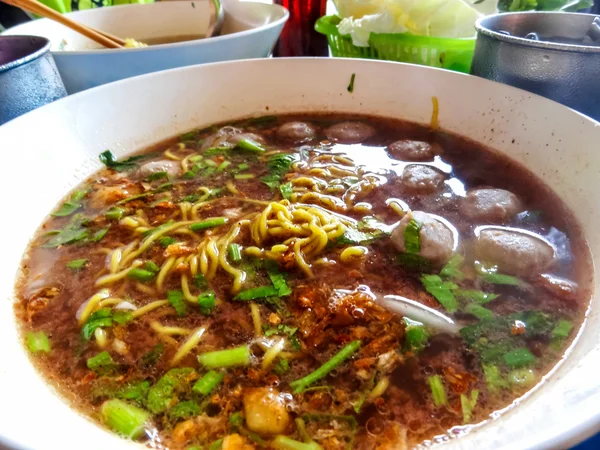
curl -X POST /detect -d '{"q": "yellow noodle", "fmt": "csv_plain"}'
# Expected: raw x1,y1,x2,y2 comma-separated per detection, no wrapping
368,376,390,400
250,302,261,337
180,153,195,173
98,298,123,308
78,289,111,325
157,256,177,291
94,248,113,256
135,282,156,295
150,321,192,336
131,300,170,318
226,181,239,195
387,198,410,217
217,224,245,292
189,254,199,276
109,249,122,274
261,338,285,370
164,149,181,160
96,260,143,287
181,274,197,303
340,246,369,263
171,327,207,365
94,328,109,348
179,202,191,221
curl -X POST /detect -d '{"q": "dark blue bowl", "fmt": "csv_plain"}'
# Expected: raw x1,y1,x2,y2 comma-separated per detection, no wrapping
0,35,67,125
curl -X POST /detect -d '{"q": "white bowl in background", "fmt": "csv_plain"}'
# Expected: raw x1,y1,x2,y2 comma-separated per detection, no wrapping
0,58,599,450
2,1,288,94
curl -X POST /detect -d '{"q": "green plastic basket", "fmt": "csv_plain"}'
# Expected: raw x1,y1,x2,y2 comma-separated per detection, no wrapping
315,15,476,73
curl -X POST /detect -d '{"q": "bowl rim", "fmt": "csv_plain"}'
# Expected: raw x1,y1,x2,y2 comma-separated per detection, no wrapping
475,11,600,54
0,35,50,73
3,1,289,55
1,57,600,450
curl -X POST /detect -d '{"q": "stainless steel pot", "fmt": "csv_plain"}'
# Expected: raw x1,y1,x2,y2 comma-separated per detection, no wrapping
471,12,600,122
0,35,66,125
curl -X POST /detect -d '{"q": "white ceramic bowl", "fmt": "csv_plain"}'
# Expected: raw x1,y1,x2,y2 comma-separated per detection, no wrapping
1,1,288,94
0,58,599,450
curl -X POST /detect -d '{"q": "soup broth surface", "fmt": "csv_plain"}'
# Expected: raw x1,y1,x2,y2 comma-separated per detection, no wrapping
15,114,591,450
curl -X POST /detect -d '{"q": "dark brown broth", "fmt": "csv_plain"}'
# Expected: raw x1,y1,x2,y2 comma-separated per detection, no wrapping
14,114,592,450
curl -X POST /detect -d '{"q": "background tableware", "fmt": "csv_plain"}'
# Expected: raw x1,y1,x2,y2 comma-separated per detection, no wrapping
471,12,600,121
273,0,328,56
0,58,600,450
0,34,66,125
2,1,288,93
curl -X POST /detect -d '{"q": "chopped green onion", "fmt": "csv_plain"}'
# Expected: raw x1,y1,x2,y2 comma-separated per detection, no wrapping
347,73,356,93
167,290,188,317
475,261,523,286
147,368,196,414
116,192,152,205
236,138,265,153
440,254,465,281
197,345,252,369
193,370,224,395
403,318,428,354
113,310,133,325
100,399,151,439
455,289,499,304
404,219,421,254
140,344,163,367
159,236,177,247
92,227,110,242
190,217,227,232
228,243,242,262
552,319,574,339
217,160,231,172
229,411,243,430
66,258,88,271
87,351,117,372
106,206,126,220
209,439,224,450
193,273,208,289
421,274,458,313
234,173,255,180
26,331,51,353
428,375,448,407
144,260,160,274
266,260,292,296
189,155,203,163
465,303,495,321
460,390,479,423
116,380,150,402
280,182,293,200
290,341,361,393
274,359,290,375
234,285,279,301
482,364,509,392
198,291,216,315
168,400,201,421
503,348,536,368
127,268,156,283
237,163,249,171
272,436,323,450
204,159,218,167
81,308,113,340
508,368,536,387
146,171,168,182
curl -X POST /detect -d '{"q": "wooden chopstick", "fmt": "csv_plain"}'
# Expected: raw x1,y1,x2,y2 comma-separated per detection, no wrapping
2,0,123,48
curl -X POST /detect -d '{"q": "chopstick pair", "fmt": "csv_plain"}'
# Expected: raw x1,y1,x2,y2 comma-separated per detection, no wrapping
2,0,125,48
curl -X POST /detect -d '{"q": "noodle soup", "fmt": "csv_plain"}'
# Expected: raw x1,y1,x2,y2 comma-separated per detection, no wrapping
15,114,591,450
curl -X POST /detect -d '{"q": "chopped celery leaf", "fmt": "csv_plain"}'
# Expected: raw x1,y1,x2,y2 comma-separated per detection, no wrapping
421,274,458,313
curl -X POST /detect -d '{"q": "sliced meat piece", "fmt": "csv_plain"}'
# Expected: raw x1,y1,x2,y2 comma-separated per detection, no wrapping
461,188,523,223
230,132,265,146
201,126,242,150
390,211,455,265
400,165,445,194
276,121,317,144
388,140,437,161
324,121,375,144
474,228,554,277
137,160,180,178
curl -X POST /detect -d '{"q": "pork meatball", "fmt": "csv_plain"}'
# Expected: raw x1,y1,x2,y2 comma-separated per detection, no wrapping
388,140,437,161
461,188,523,223
391,211,455,265
324,121,375,144
401,165,446,194
137,160,180,178
276,121,317,144
474,228,554,277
